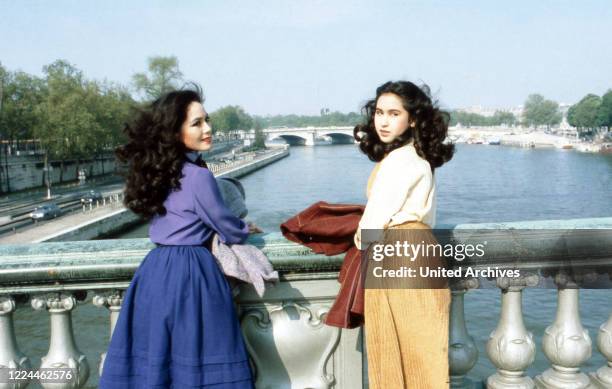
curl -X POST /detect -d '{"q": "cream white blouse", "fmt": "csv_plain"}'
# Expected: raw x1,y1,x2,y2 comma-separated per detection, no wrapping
354,143,436,249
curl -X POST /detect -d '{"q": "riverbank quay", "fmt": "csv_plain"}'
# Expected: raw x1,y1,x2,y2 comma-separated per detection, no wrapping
0,146,289,244
0,140,242,196
209,145,289,178
0,197,129,244
0,141,246,222
0,184,126,238
0,152,116,194
0,217,611,388
448,126,611,152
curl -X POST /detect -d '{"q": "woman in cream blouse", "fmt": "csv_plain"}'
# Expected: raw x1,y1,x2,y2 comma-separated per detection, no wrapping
353,81,455,388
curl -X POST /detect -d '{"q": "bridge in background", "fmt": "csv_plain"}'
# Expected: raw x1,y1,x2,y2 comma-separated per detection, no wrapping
263,126,355,146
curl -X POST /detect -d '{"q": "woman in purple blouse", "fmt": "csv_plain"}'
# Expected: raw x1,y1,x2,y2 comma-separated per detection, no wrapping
99,88,255,388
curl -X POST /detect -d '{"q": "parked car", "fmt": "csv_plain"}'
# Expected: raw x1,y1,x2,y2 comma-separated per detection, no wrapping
30,203,62,220
80,190,103,204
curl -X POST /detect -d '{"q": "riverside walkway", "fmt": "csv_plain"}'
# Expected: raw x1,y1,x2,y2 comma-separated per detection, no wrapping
0,146,289,244
0,201,126,244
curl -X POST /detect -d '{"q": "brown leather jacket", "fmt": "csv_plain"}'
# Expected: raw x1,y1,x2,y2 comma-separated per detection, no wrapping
281,201,365,328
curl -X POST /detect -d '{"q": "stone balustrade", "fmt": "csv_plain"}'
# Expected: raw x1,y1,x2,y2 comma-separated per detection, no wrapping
0,217,611,388
209,154,255,174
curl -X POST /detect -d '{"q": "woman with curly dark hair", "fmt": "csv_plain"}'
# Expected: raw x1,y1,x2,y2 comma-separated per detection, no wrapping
99,87,255,388
354,81,454,388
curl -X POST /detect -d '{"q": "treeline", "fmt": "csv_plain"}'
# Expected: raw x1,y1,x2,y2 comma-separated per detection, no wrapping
0,60,134,188
451,91,612,136
0,56,270,151
210,108,364,130
256,110,363,128
450,94,560,128
180,92,612,135
0,57,267,193
449,111,517,127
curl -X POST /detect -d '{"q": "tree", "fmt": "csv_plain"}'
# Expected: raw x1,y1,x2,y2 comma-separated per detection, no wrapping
35,60,97,194
210,106,240,134
252,119,266,149
598,89,612,130
0,62,6,122
450,111,489,127
210,106,252,133
523,94,562,129
567,94,603,139
81,81,134,175
0,71,47,141
132,56,183,101
491,111,516,126
450,110,516,127
0,66,47,193
235,106,253,130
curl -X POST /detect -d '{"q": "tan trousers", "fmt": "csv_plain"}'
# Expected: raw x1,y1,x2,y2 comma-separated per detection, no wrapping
364,222,451,389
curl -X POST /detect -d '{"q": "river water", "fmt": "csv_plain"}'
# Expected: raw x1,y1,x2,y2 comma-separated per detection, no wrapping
14,144,612,386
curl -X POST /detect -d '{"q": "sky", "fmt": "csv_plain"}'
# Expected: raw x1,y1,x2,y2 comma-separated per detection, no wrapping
1,0,611,115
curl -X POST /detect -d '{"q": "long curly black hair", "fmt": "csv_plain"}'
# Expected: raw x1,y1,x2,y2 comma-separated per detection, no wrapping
116,87,203,219
354,81,454,171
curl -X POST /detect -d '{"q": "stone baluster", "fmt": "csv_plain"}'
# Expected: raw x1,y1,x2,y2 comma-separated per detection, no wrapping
590,311,612,387
535,274,593,388
449,278,480,389
0,295,31,389
486,275,538,389
241,301,341,388
31,293,90,389
92,290,123,376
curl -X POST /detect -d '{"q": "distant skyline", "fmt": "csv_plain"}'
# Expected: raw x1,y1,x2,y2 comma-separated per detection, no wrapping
1,1,611,115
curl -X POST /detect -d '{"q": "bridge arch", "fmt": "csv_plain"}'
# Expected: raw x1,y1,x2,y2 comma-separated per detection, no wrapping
324,132,355,144
269,134,310,146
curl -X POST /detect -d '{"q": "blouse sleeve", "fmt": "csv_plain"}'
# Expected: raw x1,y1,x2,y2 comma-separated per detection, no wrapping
354,152,429,249
191,169,249,244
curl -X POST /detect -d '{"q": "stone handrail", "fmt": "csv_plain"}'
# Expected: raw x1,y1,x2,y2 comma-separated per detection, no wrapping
0,217,611,388
0,233,342,294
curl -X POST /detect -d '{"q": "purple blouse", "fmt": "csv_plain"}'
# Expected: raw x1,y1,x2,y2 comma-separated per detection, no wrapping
148,161,249,246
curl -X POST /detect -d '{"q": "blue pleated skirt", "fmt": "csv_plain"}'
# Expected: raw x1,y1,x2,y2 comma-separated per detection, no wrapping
99,245,254,388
